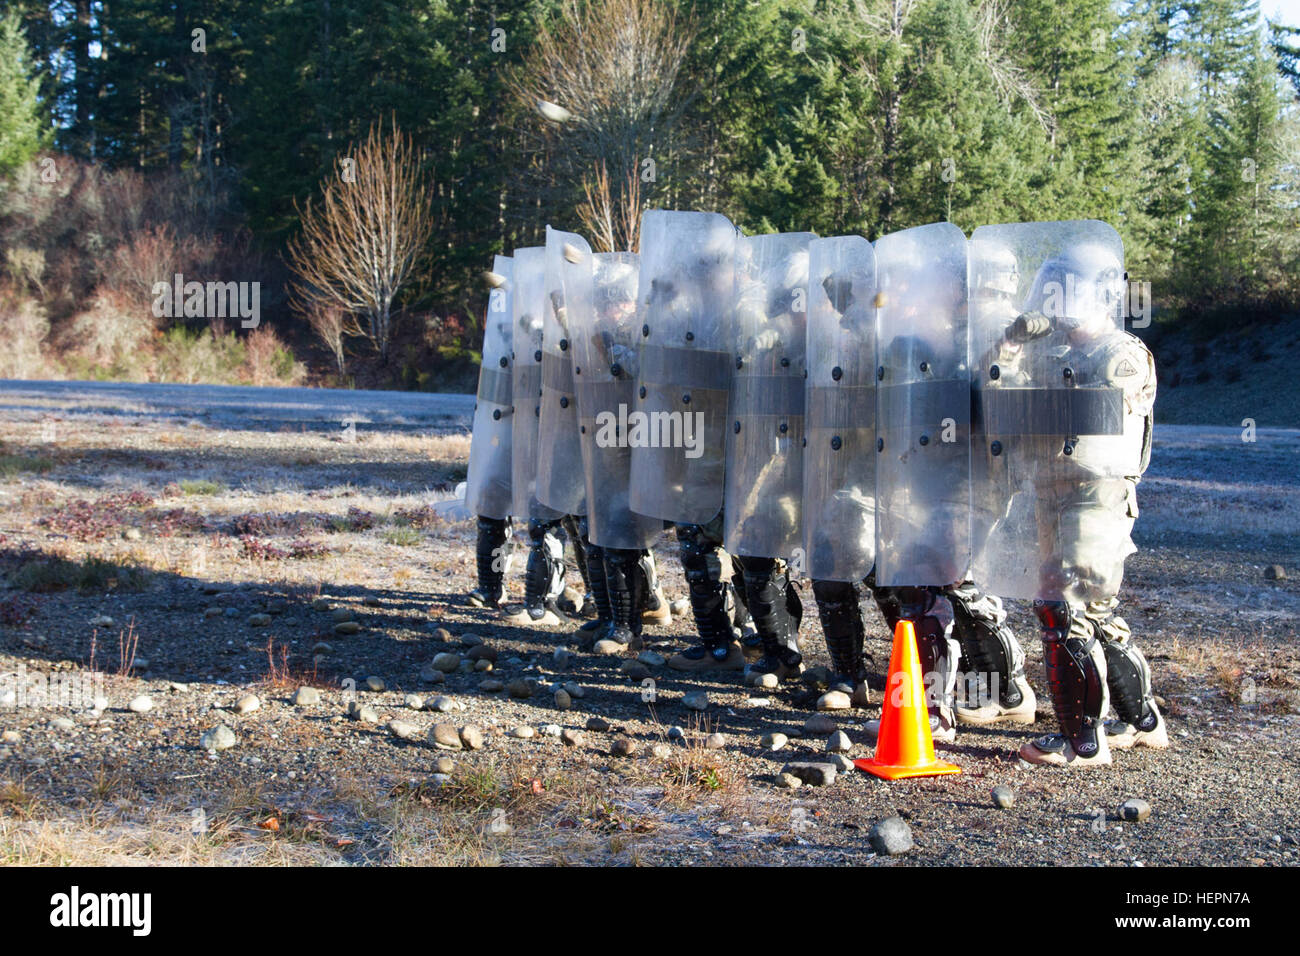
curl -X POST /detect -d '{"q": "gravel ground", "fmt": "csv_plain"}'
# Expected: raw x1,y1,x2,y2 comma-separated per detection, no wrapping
0,380,1297,866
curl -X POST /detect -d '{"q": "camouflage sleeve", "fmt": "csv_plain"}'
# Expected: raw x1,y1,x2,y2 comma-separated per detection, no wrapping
1104,333,1156,477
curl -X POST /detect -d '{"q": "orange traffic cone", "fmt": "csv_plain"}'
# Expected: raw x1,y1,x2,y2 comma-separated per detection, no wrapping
854,619,961,780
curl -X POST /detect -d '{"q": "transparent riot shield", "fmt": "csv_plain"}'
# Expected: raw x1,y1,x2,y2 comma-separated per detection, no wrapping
465,254,515,519
510,246,561,520
628,210,740,526
535,226,587,516
873,221,972,588
802,236,877,582
723,231,817,560
967,220,1141,603
569,245,663,549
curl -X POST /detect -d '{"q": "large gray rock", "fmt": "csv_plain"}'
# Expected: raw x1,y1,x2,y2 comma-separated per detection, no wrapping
868,816,913,855
429,723,462,750
432,653,462,672
200,725,237,751
781,762,838,787
762,732,789,752
292,687,322,706
682,691,709,712
389,719,420,740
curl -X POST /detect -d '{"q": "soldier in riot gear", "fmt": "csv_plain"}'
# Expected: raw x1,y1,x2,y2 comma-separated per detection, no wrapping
872,223,975,741
563,238,669,649
466,257,517,609
969,221,1164,767
499,245,583,627
629,211,754,671
804,236,878,706
725,231,818,686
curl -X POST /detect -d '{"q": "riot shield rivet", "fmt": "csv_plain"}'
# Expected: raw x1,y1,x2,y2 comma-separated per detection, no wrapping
877,437,884,452
989,365,1000,380
734,421,741,434
801,437,807,448
831,366,843,381
831,436,842,450
560,396,569,408
780,357,790,368
534,406,540,417
682,393,691,404
990,440,1002,456
919,434,930,446
580,425,586,434
919,361,930,373
779,422,788,434
492,409,501,421
639,386,647,399
1063,367,1074,380
575,366,581,375
877,366,885,381
735,356,744,370
685,331,695,342
609,363,621,377
499,356,509,368
1063,441,1074,456
642,324,650,337
559,338,569,351
534,349,542,362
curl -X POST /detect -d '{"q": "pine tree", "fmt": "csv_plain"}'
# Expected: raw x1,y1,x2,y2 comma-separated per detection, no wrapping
892,0,1045,231
0,12,47,176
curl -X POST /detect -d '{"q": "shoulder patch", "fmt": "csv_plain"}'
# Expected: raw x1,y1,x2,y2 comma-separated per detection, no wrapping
1114,359,1137,377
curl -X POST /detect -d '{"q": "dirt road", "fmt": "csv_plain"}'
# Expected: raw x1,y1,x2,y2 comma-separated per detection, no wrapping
0,380,1296,866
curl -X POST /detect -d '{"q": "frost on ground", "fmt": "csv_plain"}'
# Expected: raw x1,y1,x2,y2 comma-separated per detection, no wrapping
0,382,1297,866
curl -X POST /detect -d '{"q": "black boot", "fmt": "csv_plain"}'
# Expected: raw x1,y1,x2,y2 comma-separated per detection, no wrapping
561,514,597,618
469,516,509,608
668,523,744,671
576,540,612,643
604,548,647,650
505,517,565,625
741,557,803,685
812,578,869,705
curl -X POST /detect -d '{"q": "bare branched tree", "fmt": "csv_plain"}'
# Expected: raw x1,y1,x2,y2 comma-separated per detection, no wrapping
510,0,692,233
973,0,1052,136
305,302,347,374
577,160,643,253
286,121,432,361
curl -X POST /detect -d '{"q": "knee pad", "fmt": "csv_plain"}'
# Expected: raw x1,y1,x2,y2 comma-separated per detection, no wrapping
524,520,566,607
1102,639,1157,731
1037,601,1108,753
813,579,866,677
947,582,1026,708
914,614,958,713
742,557,801,657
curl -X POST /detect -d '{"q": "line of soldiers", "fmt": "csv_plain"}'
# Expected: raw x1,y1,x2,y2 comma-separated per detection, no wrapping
463,214,1167,770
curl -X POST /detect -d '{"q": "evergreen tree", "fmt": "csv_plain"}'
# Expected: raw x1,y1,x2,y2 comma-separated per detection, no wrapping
0,12,47,175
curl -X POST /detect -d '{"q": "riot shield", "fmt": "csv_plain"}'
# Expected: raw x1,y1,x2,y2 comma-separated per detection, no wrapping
569,245,663,549
535,226,587,516
873,221,972,588
628,210,740,526
802,235,878,582
465,254,515,519
510,246,561,520
723,231,817,560
967,220,1141,603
